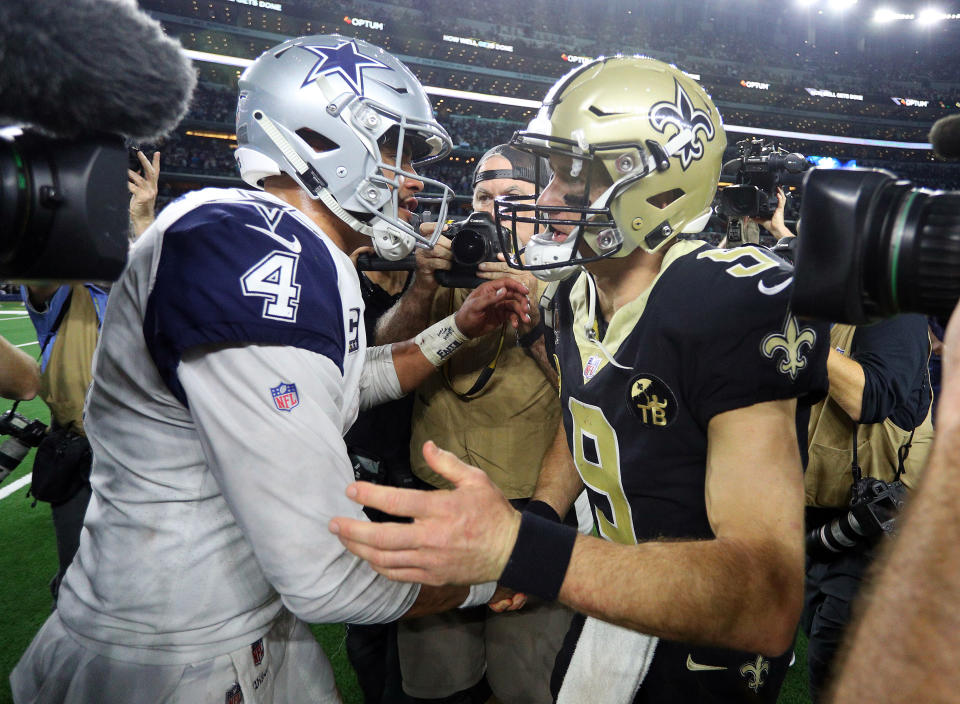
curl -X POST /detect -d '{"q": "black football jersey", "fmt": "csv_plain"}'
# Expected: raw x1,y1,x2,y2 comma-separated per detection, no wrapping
548,240,829,703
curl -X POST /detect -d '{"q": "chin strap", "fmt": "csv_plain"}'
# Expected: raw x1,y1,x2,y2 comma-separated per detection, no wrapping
583,273,631,371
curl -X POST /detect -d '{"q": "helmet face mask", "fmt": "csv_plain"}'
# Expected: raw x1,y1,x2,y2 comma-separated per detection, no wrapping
495,56,726,280
235,35,454,257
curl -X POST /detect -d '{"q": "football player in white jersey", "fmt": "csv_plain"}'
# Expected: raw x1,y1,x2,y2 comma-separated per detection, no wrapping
11,36,529,704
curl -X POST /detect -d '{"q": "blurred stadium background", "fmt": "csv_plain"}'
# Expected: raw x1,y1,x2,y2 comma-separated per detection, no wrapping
140,0,960,242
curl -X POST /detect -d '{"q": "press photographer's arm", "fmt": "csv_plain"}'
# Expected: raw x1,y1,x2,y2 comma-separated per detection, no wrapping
0,335,39,400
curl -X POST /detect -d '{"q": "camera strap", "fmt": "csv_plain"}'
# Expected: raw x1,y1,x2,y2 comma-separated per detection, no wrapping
850,425,863,484
36,289,74,357
851,424,915,484
440,288,506,401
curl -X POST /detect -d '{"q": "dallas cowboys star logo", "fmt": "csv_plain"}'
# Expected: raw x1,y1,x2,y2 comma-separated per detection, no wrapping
299,40,390,95
649,79,716,171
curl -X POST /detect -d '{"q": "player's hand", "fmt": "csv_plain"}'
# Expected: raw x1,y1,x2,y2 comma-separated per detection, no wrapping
129,149,160,239
329,441,522,586
477,254,541,331
411,224,452,292
488,588,527,613
455,278,531,337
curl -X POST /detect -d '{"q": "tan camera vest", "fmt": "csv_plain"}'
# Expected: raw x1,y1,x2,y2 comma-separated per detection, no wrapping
804,324,934,508
39,285,101,435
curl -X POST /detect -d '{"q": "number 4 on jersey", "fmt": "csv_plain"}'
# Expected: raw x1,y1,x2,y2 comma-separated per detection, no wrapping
241,250,302,322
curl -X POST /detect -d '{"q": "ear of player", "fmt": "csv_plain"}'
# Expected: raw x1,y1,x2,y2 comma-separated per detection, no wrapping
494,56,727,281
235,35,455,259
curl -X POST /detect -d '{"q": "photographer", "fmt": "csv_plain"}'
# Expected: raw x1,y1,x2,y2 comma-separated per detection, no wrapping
376,144,572,704
21,281,106,603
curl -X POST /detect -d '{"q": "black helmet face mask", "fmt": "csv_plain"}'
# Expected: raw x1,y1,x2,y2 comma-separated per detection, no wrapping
495,133,652,281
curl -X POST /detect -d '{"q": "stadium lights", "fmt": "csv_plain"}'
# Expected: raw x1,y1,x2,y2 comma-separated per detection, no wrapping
916,7,960,23
828,0,857,11
181,50,933,151
874,8,915,21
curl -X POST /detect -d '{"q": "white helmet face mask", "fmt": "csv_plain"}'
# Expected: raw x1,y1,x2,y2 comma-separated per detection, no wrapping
235,35,455,259
495,56,726,280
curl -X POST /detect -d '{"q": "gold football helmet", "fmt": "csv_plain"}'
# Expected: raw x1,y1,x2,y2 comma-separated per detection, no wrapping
495,56,726,279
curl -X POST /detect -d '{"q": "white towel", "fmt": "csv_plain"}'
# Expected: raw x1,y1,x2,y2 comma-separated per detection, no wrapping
556,616,659,704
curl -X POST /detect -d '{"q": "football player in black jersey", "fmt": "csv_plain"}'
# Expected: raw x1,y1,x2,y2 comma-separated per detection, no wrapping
331,56,829,703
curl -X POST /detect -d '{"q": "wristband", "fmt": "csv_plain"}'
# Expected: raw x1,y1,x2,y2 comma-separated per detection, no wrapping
459,580,497,609
414,313,468,366
499,512,577,601
517,320,546,349
523,499,561,523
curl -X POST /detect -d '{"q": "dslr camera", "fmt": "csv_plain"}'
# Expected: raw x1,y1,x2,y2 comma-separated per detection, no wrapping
435,211,506,289
719,138,808,219
0,409,47,484
806,476,907,562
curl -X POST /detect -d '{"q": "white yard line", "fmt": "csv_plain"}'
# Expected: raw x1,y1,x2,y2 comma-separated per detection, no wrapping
0,473,31,501
15,341,38,348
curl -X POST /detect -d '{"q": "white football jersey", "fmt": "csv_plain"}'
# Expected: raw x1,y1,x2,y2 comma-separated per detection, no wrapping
57,188,418,665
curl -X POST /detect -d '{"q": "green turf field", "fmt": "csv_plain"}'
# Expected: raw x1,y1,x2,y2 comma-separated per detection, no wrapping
0,299,811,703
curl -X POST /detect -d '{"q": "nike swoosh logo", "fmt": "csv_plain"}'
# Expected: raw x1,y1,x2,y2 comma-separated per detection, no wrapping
246,224,303,253
757,277,792,296
686,654,728,672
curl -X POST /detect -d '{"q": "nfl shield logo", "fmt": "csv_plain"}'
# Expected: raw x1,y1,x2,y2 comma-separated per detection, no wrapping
251,638,265,667
271,382,299,412
225,683,244,704
583,355,602,380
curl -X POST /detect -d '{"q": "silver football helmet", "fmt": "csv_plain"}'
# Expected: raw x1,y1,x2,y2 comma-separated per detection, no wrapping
235,35,454,259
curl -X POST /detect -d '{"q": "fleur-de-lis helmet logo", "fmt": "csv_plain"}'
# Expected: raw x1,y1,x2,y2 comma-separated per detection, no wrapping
649,78,716,171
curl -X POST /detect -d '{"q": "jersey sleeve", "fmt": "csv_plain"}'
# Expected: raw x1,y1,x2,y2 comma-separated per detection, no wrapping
854,313,931,426
143,201,345,406
677,248,830,428
178,343,420,625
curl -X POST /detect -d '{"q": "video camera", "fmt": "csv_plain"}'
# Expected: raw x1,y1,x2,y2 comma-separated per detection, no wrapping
0,0,195,281
719,138,808,220
790,114,960,324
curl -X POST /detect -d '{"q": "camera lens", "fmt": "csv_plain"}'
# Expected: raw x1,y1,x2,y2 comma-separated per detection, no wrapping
720,185,764,218
451,229,488,266
0,436,29,473
795,168,960,323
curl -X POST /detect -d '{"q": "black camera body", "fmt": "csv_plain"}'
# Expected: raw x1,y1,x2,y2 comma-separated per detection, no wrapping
806,476,908,562
719,138,808,219
0,129,131,280
435,211,505,289
0,410,47,483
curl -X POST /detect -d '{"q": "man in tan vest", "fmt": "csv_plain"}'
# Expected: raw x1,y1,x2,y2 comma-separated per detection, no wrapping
375,143,572,704
801,315,933,702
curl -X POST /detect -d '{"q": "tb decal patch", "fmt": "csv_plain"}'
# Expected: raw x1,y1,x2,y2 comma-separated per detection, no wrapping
626,373,678,428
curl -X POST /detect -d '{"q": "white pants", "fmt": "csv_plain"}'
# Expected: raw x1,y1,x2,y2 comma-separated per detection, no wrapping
11,610,341,704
